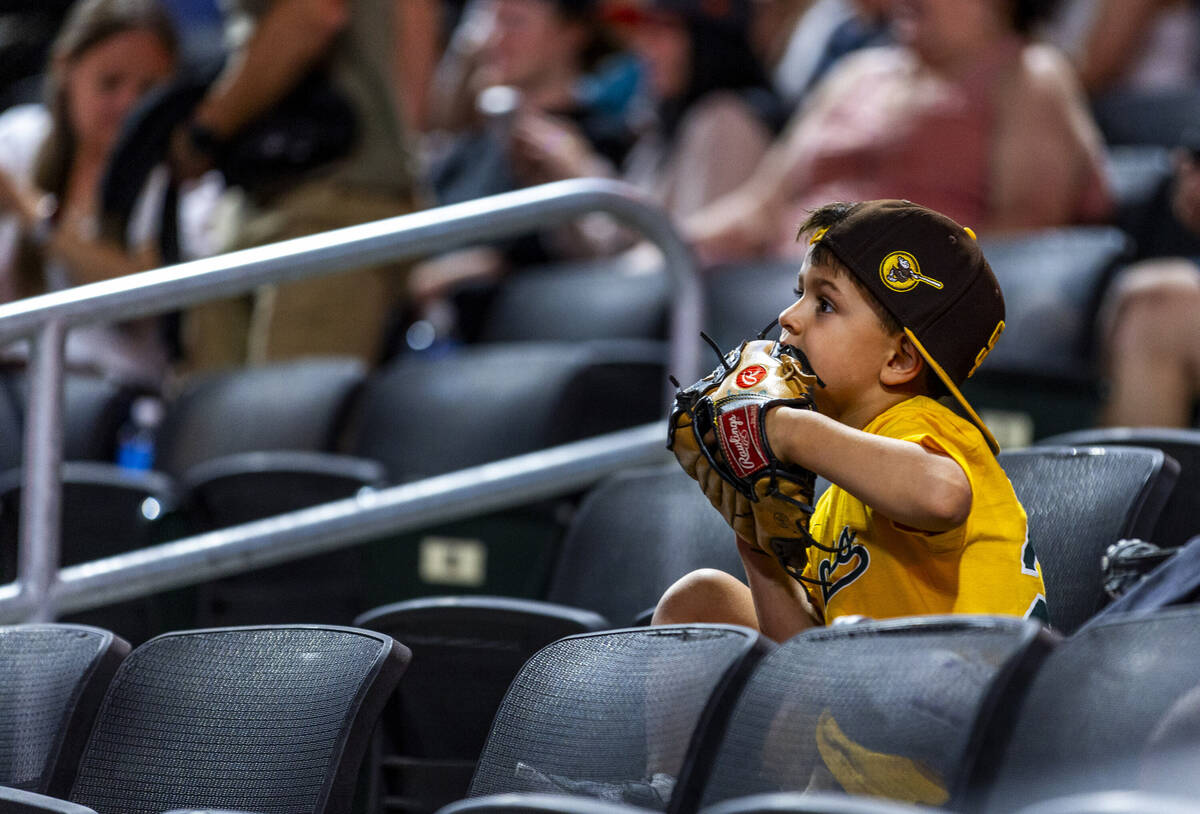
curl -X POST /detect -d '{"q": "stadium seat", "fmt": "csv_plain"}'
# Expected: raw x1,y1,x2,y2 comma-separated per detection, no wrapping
1008,790,1200,814
695,616,1056,813
155,356,367,476
1035,428,1200,549
0,624,410,814
1104,145,1200,262
0,624,129,796
0,461,185,643
150,357,371,628
475,252,670,343
347,340,668,605
997,446,1178,633
970,605,1200,812
353,463,739,813
180,450,386,529
962,227,1132,443
0,365,157,469
354,597,608,814
701,260,799,354
701,791,954,814
1090,87,1200,148
457,625,772,812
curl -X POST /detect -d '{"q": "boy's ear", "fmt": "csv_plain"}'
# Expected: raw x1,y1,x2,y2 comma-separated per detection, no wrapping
880,334,925,387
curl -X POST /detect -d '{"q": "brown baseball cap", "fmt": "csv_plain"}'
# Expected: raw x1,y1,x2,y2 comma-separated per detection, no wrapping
810,199,1006,453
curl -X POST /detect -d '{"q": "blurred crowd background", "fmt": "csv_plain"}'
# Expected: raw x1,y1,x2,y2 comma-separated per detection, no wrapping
0,0,1199,428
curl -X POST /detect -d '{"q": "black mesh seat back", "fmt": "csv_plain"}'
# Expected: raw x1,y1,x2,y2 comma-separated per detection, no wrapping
469,625,767,811
478,255,670,343
6,371,152,463
974,227,1129,379
182,451,386,529
545,464,742,624
156,357,367,477
979,606,1200,812
700,617,1053,810
0,624,129,795
0,462,178,580
702,260,801,352
1037,429,1200,548
349,341,666,481
68,625,409,814
1091,87,1200,148
998,447,1176,634
356,599,604,759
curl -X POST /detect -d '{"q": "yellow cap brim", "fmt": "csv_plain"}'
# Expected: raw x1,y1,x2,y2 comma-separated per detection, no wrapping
905,328,1000,454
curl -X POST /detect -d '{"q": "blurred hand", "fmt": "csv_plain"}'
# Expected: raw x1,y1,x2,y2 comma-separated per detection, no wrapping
168,124,217,182
0,167,34,223
509,110,600,185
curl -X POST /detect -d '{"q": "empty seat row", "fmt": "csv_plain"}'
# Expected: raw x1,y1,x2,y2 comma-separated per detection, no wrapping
0,341,670,637
7,604,1200,814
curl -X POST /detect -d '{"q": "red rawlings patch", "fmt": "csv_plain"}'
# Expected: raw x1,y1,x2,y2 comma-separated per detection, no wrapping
717,405,769,479
736,365,767,389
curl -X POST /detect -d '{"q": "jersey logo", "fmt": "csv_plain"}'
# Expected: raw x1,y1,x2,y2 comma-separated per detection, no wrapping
1020,537,1040,577
879,251,944,292
1025,594,1050,625
817,526,870,604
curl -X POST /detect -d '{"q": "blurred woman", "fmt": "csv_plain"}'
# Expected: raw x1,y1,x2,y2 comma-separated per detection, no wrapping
0,0,214,386
512,0,782,227
688,0,1113,263
408,0,638,331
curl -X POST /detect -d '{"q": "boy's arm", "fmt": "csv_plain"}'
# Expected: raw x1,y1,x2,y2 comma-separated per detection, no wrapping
766,407,972,533
737,537,820,641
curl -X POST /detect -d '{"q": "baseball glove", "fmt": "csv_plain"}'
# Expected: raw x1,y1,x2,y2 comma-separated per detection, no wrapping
667,334,822,581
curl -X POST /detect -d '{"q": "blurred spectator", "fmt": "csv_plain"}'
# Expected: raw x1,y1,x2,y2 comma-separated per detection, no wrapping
1043,0,1200,96
517,0,782,242
172,0,432,372
409,0,779,331
768,0,891,111
686,0,1113,264
425,0,634,208
0,0,216,388
407,0,636,332
1100,152,1200,427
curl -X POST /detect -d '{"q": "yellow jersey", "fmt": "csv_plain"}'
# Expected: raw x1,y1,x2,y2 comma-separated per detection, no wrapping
803,396,1048,625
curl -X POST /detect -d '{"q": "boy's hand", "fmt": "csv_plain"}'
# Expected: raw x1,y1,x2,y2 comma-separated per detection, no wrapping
668,339,821,581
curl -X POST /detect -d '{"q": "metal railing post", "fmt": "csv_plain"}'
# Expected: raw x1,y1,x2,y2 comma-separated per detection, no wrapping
17,319,66,622
0,181,701,622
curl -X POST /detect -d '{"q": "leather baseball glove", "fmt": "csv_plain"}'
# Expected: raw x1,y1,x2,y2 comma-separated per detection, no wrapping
668,336,822,581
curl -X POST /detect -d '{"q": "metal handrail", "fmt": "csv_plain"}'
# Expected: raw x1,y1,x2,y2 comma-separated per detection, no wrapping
0,179,702,622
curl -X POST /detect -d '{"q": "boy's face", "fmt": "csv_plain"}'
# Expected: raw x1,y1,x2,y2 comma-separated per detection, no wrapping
778,256,900,422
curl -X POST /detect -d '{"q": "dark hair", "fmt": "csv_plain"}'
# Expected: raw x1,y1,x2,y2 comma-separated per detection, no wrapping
657,14,778,141
35,0,178,197
15,0,177,297
1008,0,1061,35
548,0,622,73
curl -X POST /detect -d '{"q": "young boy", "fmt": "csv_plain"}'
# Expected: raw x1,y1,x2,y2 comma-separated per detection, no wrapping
656,199,1048,642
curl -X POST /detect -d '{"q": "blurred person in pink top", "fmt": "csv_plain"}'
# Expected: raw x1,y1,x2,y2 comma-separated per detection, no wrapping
687,0,1113,264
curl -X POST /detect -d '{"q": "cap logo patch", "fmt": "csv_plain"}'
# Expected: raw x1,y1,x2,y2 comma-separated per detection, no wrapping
879,251,944,292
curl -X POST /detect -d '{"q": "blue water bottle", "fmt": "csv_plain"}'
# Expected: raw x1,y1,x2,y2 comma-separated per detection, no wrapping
116,396,165,471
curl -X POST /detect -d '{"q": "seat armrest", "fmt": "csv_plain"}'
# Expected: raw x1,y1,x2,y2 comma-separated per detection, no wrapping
437,792,650,814
700,791,950,814
0,787,97,814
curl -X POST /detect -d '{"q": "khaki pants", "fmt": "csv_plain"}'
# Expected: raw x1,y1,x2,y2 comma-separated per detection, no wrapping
183,179,417,372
